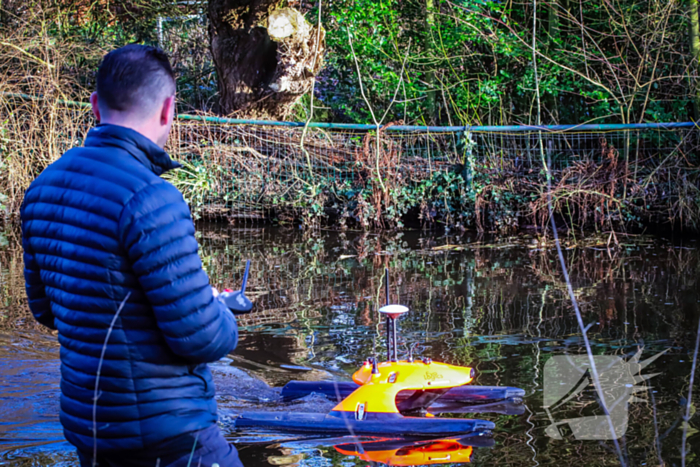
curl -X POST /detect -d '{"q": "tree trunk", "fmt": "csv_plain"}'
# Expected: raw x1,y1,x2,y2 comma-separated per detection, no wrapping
690,0,700,120
208,0,325,119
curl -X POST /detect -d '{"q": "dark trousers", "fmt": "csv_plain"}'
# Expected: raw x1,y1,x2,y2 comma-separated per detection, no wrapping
78,425,243,467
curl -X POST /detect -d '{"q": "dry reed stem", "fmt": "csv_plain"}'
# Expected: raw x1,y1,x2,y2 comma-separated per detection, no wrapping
92,292,131,467
681,318,700,467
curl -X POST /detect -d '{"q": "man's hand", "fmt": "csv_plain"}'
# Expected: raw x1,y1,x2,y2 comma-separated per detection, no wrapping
211,287,219,297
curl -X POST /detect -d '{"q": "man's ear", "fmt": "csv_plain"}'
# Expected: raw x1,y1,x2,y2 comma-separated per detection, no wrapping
90,92,101,122
160,95,175,126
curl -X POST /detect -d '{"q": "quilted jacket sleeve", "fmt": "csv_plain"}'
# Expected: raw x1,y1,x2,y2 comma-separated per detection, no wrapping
120,181,238,363
21,217,56,330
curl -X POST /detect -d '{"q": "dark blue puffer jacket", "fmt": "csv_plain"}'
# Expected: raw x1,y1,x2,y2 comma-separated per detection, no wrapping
21,124,238,454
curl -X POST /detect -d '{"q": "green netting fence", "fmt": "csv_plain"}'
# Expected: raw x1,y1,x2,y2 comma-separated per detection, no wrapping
178,121,694,198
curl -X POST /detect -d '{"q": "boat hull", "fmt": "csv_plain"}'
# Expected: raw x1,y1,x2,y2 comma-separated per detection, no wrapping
234,411,495,437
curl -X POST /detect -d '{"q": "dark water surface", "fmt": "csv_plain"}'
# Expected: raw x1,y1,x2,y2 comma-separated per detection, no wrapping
1,226,699,466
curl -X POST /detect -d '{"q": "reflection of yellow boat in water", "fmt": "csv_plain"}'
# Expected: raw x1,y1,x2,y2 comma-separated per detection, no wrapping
257,434,494,467
335,438,476,465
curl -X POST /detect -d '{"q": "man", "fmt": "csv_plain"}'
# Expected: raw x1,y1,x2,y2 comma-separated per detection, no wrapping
21,44,241,466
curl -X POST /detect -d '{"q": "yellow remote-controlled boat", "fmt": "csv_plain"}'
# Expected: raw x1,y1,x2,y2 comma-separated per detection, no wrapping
234,269,524,437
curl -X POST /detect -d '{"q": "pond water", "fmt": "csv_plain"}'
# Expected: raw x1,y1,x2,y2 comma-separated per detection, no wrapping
0,225,699,466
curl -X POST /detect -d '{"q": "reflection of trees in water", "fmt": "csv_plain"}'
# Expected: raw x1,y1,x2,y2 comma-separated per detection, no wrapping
197,227,699,347
2,227,697,348
0,248,49,334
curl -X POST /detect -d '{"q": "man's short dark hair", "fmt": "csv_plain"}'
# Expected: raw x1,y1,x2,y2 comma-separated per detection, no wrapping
96,44,176,117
